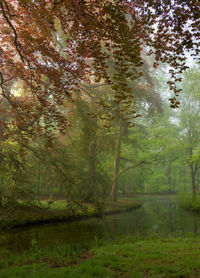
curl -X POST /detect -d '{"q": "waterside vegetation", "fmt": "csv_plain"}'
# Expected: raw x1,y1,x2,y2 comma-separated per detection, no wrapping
179,194,200,213
1,237,200,278
0,199,141,230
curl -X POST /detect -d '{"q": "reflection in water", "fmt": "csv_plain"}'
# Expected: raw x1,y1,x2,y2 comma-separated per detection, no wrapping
1,196,200,252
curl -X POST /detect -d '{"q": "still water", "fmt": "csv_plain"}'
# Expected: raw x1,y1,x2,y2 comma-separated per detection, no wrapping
1,195,200,252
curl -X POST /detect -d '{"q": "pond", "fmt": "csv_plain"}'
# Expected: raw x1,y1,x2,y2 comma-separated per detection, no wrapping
1,195,200,252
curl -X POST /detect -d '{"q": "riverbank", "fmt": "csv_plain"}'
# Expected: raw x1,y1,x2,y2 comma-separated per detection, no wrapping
0,199,141,230
178,194,200,213
180,200,200,212
1,237,200,277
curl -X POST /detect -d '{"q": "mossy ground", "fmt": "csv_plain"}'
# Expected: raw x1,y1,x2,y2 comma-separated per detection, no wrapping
0,199,141,230
1,237,200,277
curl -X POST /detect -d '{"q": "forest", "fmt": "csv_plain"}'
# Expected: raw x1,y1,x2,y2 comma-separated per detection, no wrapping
0,0,200,277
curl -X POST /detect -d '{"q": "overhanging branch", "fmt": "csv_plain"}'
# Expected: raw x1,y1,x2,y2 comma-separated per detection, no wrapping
111,160,150,188
1,1,33,72
1,1,24,63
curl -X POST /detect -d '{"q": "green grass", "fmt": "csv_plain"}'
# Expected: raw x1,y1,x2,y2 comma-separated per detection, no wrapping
0,199,141,230
40,200,68,210
1,237,200,277
40,199,141,212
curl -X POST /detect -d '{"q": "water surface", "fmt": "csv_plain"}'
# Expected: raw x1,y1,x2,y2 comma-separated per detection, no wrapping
1,195,200,252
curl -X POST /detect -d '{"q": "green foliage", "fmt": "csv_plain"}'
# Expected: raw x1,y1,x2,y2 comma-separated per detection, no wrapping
0,140,33,208
1,62,200,209
179,193,200,212
0,185,19,208
65,201,88,215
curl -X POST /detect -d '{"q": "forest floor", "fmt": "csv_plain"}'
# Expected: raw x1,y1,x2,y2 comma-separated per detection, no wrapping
1,237,200,277
0,199,141,230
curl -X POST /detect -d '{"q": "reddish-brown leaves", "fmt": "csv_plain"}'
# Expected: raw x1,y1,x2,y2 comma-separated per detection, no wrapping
0,0,199,139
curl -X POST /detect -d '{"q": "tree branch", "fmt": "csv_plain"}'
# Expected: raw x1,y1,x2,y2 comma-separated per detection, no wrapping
84,83,112,89
174,135,184,144
120,156,136,163
1,1,24,63
4,1,15,17
111,160,150,189
1,1,33,73
78,85,95,99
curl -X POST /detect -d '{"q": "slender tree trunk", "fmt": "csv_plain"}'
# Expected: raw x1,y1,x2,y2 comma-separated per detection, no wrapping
88,139,96,200
47,185,50,196
37,161,41,202
163,160,167,176
190,165,196,198
196,174,200,193
122,182,126,195
167,165,172,190
111,122,122,202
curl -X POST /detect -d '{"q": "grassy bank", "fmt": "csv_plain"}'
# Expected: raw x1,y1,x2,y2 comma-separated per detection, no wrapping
180,199,200,212
178,194,200,212
1,237,200,277
0,199,141,230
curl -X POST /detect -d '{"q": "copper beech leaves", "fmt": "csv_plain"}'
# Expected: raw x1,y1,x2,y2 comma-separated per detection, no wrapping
0,0,199,139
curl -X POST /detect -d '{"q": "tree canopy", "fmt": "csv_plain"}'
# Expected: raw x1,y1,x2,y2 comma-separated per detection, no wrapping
0,0,200,139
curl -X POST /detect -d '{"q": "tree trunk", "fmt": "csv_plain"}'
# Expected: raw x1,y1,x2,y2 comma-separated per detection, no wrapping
47,185,50,196
88,139,96,201
190,165,196,198
196,174,200,193
163,160,167,177
111,122,122,202
167,164,172,188
37,161,41,202
122,182,126,195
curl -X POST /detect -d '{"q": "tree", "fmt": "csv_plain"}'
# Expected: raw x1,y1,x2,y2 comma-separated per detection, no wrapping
175,67,200,197
0,0,199,141
110,58,163,201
